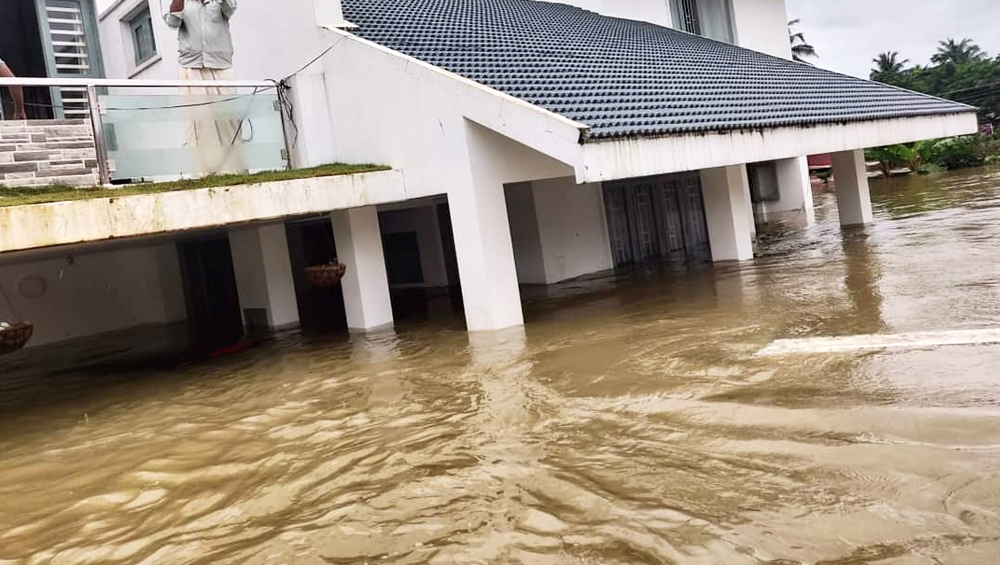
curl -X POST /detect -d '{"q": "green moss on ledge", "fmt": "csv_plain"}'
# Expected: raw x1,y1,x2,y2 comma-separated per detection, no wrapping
0,164,390,208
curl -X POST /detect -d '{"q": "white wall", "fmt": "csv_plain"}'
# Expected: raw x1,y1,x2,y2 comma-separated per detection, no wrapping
378,206,450,288
323,32,579,202
531,178,614,284
504,183,546,285
100,0,331,81
506,178,614,285
0,243,185,346
547,0,792,58
549,0,673,27
729,0,791,58
229,224,300,330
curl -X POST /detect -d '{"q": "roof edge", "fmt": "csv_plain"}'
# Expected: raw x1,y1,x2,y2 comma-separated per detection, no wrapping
578,112,978,183
580,107,980,143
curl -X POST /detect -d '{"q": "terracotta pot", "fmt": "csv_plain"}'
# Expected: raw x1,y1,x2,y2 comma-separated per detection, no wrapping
304,263,347,288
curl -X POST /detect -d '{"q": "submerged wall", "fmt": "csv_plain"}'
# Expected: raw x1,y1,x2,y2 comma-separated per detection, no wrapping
0,243,185,346
506,178,614,286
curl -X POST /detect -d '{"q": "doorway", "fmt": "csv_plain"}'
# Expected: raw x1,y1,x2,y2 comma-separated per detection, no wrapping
285,219,349,334
177,236,244,352
0,0,53,119
603,173,711,267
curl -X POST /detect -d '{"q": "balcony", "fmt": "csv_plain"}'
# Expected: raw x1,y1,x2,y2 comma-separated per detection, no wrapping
0,77,297,186
0,77,401,254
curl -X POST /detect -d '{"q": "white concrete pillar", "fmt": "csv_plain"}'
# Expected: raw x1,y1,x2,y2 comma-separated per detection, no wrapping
229,224,300,332
450,122,524,332
772,156,816,225
700,165,755,262
831,149,874,227
330,206,394,333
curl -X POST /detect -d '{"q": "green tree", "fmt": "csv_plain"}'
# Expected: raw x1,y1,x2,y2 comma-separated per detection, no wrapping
871,52,910,82
788,20,817,64
932,38,985,65
869,38,1000,121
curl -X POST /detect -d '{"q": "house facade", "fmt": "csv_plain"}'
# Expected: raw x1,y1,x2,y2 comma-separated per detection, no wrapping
0,0,976,351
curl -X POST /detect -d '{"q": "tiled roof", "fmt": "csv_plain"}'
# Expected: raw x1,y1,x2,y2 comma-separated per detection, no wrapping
341,0,975,141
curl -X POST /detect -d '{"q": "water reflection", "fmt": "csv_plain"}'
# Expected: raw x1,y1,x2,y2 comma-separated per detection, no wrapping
2,168,1000,563
841,229,886,335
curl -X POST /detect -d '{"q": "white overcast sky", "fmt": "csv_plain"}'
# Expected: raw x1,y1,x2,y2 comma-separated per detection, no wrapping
98,0,1000,80
786,0,1000,78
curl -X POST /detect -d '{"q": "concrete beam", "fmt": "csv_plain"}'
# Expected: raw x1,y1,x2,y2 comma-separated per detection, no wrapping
579,113,978,183
831,149,874,227
0,170,405,254
330,206,394,333
701,165,755,262
760,156,815,226
451,122,524,332
229,224,300,334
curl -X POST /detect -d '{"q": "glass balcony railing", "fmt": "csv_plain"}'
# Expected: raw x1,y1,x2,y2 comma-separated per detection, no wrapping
0,78,290,187
101,90,287,181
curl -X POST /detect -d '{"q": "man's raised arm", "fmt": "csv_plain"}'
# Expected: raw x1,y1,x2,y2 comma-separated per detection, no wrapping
165,0,185,29
221,0,237,20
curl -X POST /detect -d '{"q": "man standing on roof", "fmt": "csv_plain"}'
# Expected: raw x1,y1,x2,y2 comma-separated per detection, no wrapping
165,0,243,173
165,0,238,81
0,56,27,120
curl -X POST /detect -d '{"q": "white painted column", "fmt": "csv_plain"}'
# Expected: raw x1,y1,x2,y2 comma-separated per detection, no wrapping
700,165,755,262
831,149,874,227
330,206,394,333
229,224,300,332
772,156,816,225
450,122,524,332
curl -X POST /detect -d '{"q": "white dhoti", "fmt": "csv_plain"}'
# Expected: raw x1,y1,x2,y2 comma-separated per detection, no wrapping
180,67,246,175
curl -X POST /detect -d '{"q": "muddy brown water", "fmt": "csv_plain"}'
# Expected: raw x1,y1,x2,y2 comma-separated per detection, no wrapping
2,168,1000,564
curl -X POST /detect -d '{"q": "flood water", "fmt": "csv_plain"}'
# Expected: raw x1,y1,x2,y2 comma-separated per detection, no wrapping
2,167,1000,564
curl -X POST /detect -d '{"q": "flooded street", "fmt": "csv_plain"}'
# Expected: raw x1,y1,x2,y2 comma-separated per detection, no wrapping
2,167,1000,564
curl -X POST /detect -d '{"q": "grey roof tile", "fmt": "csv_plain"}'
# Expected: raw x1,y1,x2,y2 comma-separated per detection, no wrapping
341,0,975,141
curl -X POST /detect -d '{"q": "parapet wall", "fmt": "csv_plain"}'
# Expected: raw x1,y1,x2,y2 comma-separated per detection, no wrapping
0,120,99,188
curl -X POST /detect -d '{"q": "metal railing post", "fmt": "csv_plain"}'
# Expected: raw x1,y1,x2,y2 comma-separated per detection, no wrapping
86,84,111,186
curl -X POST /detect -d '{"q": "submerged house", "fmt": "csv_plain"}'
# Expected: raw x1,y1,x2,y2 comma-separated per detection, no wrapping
0,0,977,351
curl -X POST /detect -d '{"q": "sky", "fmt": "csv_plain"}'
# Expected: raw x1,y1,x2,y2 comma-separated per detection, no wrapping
786,0,1000,79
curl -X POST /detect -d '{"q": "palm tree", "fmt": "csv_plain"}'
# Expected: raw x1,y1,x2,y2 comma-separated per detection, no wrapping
871,52,909,81
931,38,985,65
788,19,818,64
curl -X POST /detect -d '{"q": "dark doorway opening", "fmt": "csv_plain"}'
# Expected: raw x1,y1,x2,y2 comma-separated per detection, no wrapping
382,231,424,286
177,235,244,352
285,219,349,335
0,0,54,119
437,202,461,291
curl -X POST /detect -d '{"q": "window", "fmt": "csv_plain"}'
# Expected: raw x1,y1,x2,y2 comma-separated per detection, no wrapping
669,0,734,44
670,0,703,36
128,8,156,66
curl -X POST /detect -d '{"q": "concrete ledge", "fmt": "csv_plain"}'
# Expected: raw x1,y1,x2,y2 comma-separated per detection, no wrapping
0,170,407,253
579,113,979,183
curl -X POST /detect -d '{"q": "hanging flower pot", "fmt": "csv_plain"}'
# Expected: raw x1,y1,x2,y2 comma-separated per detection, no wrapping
0,321,34,355
304,262,347,288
